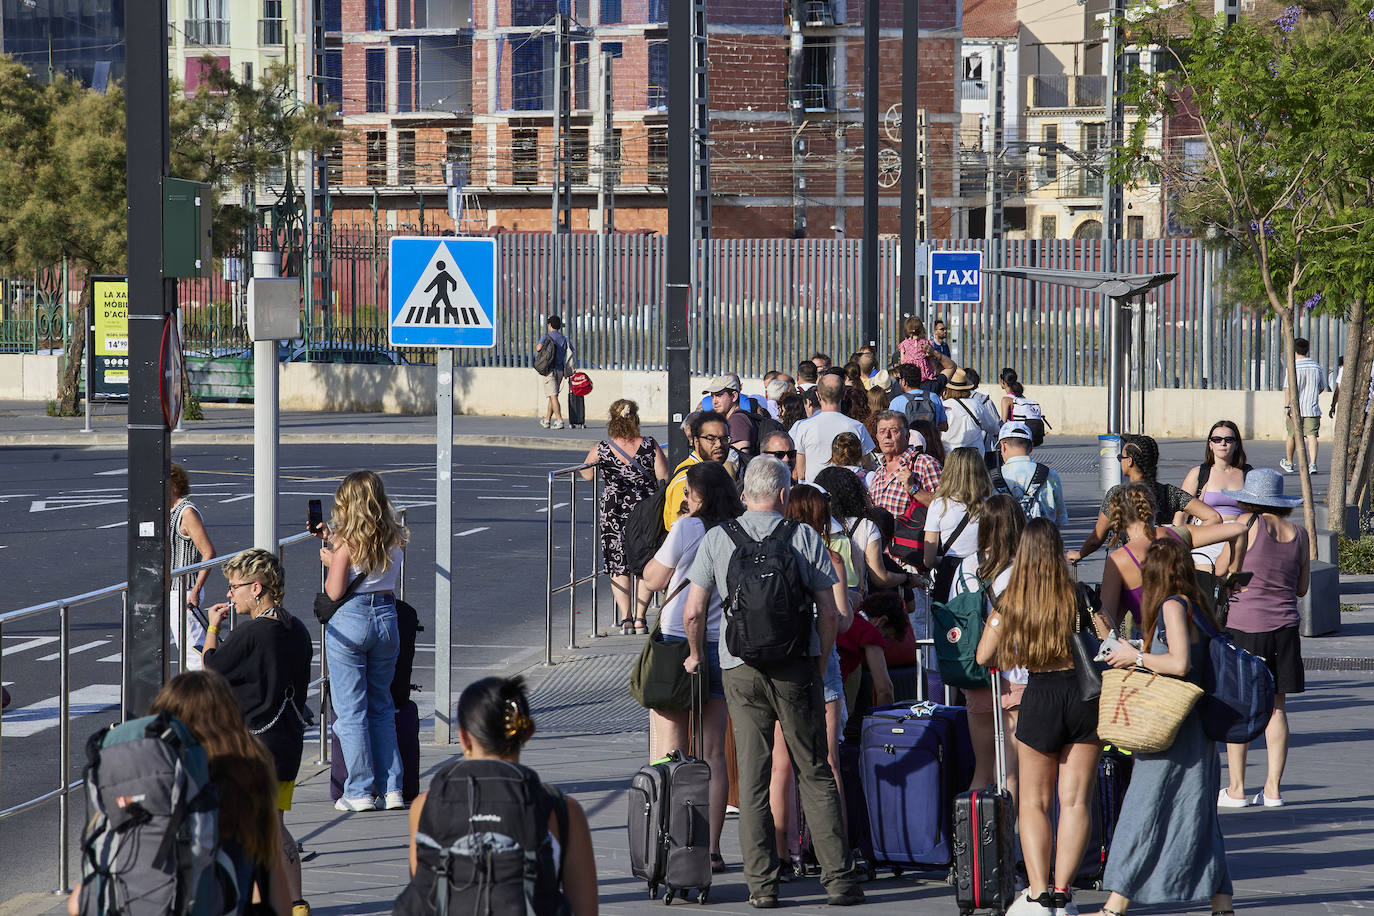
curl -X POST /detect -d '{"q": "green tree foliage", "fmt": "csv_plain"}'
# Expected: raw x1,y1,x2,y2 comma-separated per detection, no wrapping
1115,0,1374,546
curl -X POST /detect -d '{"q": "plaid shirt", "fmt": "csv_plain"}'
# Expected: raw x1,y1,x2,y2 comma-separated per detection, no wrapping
868,446,942,516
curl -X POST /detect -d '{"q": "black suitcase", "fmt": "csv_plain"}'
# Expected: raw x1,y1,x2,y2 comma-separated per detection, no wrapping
627,674,712,903
952,670,1017,915
1074,746,1133,889
567,393,586,428
328,701,422,804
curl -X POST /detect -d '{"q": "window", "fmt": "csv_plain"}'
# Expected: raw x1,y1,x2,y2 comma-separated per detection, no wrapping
186,0,229,45
602,41,623,58
567,129,589,183
647,41,667,109
242,61,253,84
1040,214,1058,238
801,39,833,109
1041,124,1058,181
574,43,589,110
366,131,388,185
397,45,416,113
605,128,622,186
512,0,556,27
648,126,668,186
963,54,983,82
447,130,473,184
1152,50,1178,74
397,0,426,28
327,141,343,185
512,129,540,184
365,0,384,30
512,43,546,110
365,48,386,112
323,0,341,31
260,0,283,44
397,131,416,184
322,48,343,105
601,0,621,23
1122,51,1141,74
1080,123,1105,196
1127,215,1144,239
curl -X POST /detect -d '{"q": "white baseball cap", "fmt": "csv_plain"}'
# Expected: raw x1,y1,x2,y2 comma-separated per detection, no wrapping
998,421,1034,442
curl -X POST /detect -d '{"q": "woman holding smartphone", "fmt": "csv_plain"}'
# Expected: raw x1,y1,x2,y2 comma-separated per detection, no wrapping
317,471,409,813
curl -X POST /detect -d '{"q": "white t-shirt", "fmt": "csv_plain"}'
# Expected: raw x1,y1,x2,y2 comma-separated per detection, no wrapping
941,398,987,453
956,555,1026,685
653,517,723,641
792,411,877,481
926,498,979,558
351,546,404,593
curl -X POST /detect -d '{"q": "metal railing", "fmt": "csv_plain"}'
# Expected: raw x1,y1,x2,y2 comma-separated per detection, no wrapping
0,508,407,894
543,464,603,665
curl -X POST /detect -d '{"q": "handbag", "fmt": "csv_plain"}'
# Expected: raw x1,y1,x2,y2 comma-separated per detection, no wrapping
1069,588,1107,702
313,571,367,626
1096,666,1204,754
1187,604,1276,744
628,582,692,711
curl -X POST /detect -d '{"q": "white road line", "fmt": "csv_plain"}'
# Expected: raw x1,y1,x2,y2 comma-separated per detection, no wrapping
1,684,121,738
94,468,128,476
2,636,59,656
536,502,569,513
37,639,109,662
217,494,253,504
477,496,549,501
455,527,489,537
67,487,126,493
0,493,38,499
98,521,128,529
98,653,121,663
282,465,327,469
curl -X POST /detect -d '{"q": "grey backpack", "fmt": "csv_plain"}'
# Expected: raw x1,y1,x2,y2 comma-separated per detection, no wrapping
902,391,938,428
78,712,237,916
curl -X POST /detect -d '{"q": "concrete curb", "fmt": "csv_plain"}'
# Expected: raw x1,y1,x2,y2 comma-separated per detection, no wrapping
0,893,64,916
0,433,596,451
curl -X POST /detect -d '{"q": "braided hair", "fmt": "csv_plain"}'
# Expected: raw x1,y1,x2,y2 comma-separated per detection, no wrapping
1106,482,1157,548
1120,433,1160,484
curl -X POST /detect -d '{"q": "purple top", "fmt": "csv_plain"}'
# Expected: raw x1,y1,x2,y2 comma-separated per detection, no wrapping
1228,517,1307,632
1201,488,1243,519
1120,544,1144,625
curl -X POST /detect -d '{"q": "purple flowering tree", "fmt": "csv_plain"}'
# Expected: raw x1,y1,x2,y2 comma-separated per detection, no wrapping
1116,0,1374,548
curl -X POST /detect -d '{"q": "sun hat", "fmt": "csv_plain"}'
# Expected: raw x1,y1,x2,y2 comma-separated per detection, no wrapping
1222,468,1303,509
702,374,741,394
945,368,976,391
998,421,1034,442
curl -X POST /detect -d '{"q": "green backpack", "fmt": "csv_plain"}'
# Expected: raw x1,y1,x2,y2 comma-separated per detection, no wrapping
930,574,993,690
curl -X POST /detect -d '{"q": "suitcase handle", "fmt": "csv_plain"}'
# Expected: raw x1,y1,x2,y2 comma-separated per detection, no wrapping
990,667,1008,792
689,670,705,759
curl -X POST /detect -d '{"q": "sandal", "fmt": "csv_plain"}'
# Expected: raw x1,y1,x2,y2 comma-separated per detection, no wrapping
619,617,635,635
633,617,648,635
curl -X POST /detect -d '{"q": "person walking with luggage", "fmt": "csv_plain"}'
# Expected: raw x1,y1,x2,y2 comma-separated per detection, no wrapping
1094,536,1236,916
396,676,598,916
993,422,1069,526
682,457,863,908
535,315,571,430
169,463,217,671
640,461,742,872
317,471,409,813
202,548,314,915
1218,469,1309,809
922,447,991,604
975,519,1100,916
580,399,669,635
1176,421,1251,571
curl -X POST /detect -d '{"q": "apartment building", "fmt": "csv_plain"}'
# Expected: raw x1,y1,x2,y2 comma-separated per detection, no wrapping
0,0,124,88
170,0,296,93
319,0,963,238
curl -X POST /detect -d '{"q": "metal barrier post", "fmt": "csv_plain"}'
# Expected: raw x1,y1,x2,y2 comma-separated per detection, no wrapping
120,591,129,722
176,574,189,670
590,467,600,637
316,547,331,765
544,472,556,665
567,472,578,650
57,603,71,893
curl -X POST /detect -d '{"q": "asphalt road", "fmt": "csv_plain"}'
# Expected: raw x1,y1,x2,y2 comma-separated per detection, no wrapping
0,441,592,899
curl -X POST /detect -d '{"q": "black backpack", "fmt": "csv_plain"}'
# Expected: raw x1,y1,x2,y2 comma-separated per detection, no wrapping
990,464,1051,518
722,519,813,667
395,759,571,916
622,481,670,576
392,598,424,708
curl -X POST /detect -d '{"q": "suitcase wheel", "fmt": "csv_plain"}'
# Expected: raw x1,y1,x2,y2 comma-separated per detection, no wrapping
698,888,709,905
664,888,674,905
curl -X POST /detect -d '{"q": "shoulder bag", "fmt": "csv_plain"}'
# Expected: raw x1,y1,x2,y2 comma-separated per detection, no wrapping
1069,567,1107,701
314,571,368,626
1187,603,1275,744
1096,665,1203,754
628,580,693,711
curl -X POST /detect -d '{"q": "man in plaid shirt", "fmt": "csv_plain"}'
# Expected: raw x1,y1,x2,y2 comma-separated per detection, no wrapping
867,410,941,516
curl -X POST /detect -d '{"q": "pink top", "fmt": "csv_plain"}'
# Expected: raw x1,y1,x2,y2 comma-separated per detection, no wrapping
1228,517,1307,632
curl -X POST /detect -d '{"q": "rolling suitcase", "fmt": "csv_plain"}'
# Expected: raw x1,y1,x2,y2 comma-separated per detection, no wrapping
628,673,712,904
952,670,1017,915
567,393,587,428
328,701,422,803
1070,746,1133,889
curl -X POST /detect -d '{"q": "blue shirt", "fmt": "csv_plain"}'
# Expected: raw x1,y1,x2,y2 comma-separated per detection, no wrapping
537,329,569,371
888,390,948,427
996,455,1069,527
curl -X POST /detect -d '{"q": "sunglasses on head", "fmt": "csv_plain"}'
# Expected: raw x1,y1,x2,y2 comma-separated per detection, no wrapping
1209,435,1237,444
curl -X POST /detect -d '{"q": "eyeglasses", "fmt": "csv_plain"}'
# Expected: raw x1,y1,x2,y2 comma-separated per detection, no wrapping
1116,453,1129,462
762,449,797,460
696,434,730,445
1209,435,1237,444
227,582,255,593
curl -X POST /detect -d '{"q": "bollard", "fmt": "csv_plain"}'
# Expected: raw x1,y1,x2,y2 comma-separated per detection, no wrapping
58,603,71,892
1099,434,1122,494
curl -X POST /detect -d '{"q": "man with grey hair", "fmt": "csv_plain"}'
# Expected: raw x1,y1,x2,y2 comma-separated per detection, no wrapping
683,457,862,908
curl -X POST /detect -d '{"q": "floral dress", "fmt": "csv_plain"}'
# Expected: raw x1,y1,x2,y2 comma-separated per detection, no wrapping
597,437,659,575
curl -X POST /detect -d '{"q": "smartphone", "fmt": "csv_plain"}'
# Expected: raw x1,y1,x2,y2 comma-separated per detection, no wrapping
1095,632,1122,662
308,499,323,535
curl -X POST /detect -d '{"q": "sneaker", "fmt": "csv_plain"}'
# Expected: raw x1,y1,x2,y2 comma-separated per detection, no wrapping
710,852,727,874
539,417,551,428
827,889,865,906
1308,465,1319,475
1050,889,1079,915
1252,791,1285,807
1007,892,1057,916
334,795,377,813
550,419,565,429
725,804,740,815
777,860,796,883
749,895,779,909
383,790,407,810
1217,788,1250,808
291,901,312,916
1278,459,1295,474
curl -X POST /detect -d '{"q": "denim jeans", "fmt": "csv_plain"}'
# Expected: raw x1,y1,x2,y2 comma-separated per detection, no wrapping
325,592,402,800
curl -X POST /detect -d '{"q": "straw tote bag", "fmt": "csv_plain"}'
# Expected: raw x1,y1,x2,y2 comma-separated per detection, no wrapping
1096,666,1203,754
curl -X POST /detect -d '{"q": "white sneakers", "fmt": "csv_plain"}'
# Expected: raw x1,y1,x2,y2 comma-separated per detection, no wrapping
550,419,565,429
335,792,407,813
1217,788,1249,808
1218,788,1286,808
1251,791,1285,807
383,790,407,810
1007,893,1056,916
539,418,551,428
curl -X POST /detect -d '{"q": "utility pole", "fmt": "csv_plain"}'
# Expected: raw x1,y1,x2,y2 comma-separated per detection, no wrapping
691,0,712,369
667,0,693,463
597,49,616,320
311,0,331,342
124,0,174,716
1103,0,1126,432
983,43,1005,239
550,12,571,315
899,0,920,322
788,0,806,239
861,0,879,347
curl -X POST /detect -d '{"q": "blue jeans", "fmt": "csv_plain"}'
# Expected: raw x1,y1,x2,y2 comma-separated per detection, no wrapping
326,592,402,800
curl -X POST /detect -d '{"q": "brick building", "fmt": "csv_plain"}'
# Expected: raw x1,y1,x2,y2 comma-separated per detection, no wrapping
315,0,962,237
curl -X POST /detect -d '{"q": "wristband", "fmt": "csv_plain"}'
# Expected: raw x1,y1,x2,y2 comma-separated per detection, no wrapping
208,625,220,636
1135,651,1145,669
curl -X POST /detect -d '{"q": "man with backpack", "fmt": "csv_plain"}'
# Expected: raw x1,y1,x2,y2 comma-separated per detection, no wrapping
887,365,948,433
990,421,1068,526
681,457,863,909
534,315,571,430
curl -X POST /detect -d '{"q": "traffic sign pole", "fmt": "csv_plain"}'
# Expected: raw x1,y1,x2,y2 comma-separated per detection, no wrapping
252,250,280,552
434,348,453,744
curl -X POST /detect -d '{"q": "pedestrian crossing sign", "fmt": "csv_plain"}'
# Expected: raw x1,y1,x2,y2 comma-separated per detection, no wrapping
389,236,497,348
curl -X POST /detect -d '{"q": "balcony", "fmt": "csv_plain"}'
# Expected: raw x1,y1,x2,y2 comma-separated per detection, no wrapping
259,18,284,44
1026,74,1105,109
184,18,229,46
961,80,989,101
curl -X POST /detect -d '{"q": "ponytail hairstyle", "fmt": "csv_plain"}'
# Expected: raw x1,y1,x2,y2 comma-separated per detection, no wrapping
999,367,1024,398
1106,481,1157,547
1120,433,1160,484
607,398,642,440
1138,536,1214,651
903,315,924,339
457,676,536,757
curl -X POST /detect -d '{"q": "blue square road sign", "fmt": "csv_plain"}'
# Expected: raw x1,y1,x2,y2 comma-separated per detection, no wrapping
389,236,497,348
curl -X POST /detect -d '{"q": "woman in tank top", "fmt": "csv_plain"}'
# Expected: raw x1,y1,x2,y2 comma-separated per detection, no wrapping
1177,421,1252,572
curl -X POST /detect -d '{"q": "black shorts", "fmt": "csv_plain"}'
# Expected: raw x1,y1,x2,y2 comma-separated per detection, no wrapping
1228,624,1305,695
1016,669,1099,754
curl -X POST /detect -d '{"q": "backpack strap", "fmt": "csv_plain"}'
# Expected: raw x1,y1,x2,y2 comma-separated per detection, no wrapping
939,513,971,558
767,518,798,545
845,516,863,539
989,468,1010,496
1020,464,1051,512
1195,462,1212,498
723,519,752,549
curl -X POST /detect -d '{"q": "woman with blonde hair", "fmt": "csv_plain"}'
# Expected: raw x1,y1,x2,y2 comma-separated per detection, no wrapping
922,446,992,603
829,431,867,480
976,519,1099,916
317,470,409,813
580,398,670,633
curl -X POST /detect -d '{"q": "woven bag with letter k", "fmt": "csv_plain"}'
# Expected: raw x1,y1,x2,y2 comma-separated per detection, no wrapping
1096,666,1203,754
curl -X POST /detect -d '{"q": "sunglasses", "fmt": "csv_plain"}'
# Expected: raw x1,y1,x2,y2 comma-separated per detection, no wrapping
762,449,797,460
1209,435,1237,444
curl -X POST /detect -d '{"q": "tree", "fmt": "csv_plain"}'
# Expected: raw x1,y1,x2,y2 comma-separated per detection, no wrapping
1117,0,1374,550
0,55,343,414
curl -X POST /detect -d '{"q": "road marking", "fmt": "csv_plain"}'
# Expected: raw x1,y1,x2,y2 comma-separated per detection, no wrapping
67,487,126,493
98,520,128,529
455,527,489,537
1,684,121,738
98,653,121,663
2,636,59,656
218,494,253,504
37,640,109,662
94,468,128,476
477,496,548,501
30,496,125,513
0,493,38,499
282,465,327,469
536,502,570,513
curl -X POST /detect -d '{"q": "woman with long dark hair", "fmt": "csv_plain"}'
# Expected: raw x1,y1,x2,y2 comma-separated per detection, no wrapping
814,466,913,596
1176,420,1251,571
1097,537,1235,916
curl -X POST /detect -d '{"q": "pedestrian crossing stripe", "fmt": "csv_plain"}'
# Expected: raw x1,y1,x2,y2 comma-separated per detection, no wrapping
388,236,497,348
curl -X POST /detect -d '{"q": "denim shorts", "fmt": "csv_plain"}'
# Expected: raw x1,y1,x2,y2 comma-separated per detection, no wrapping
660,635,725,700
823,649,844,705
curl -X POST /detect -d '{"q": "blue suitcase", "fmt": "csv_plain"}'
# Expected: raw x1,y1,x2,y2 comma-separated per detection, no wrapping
859,702,973,869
